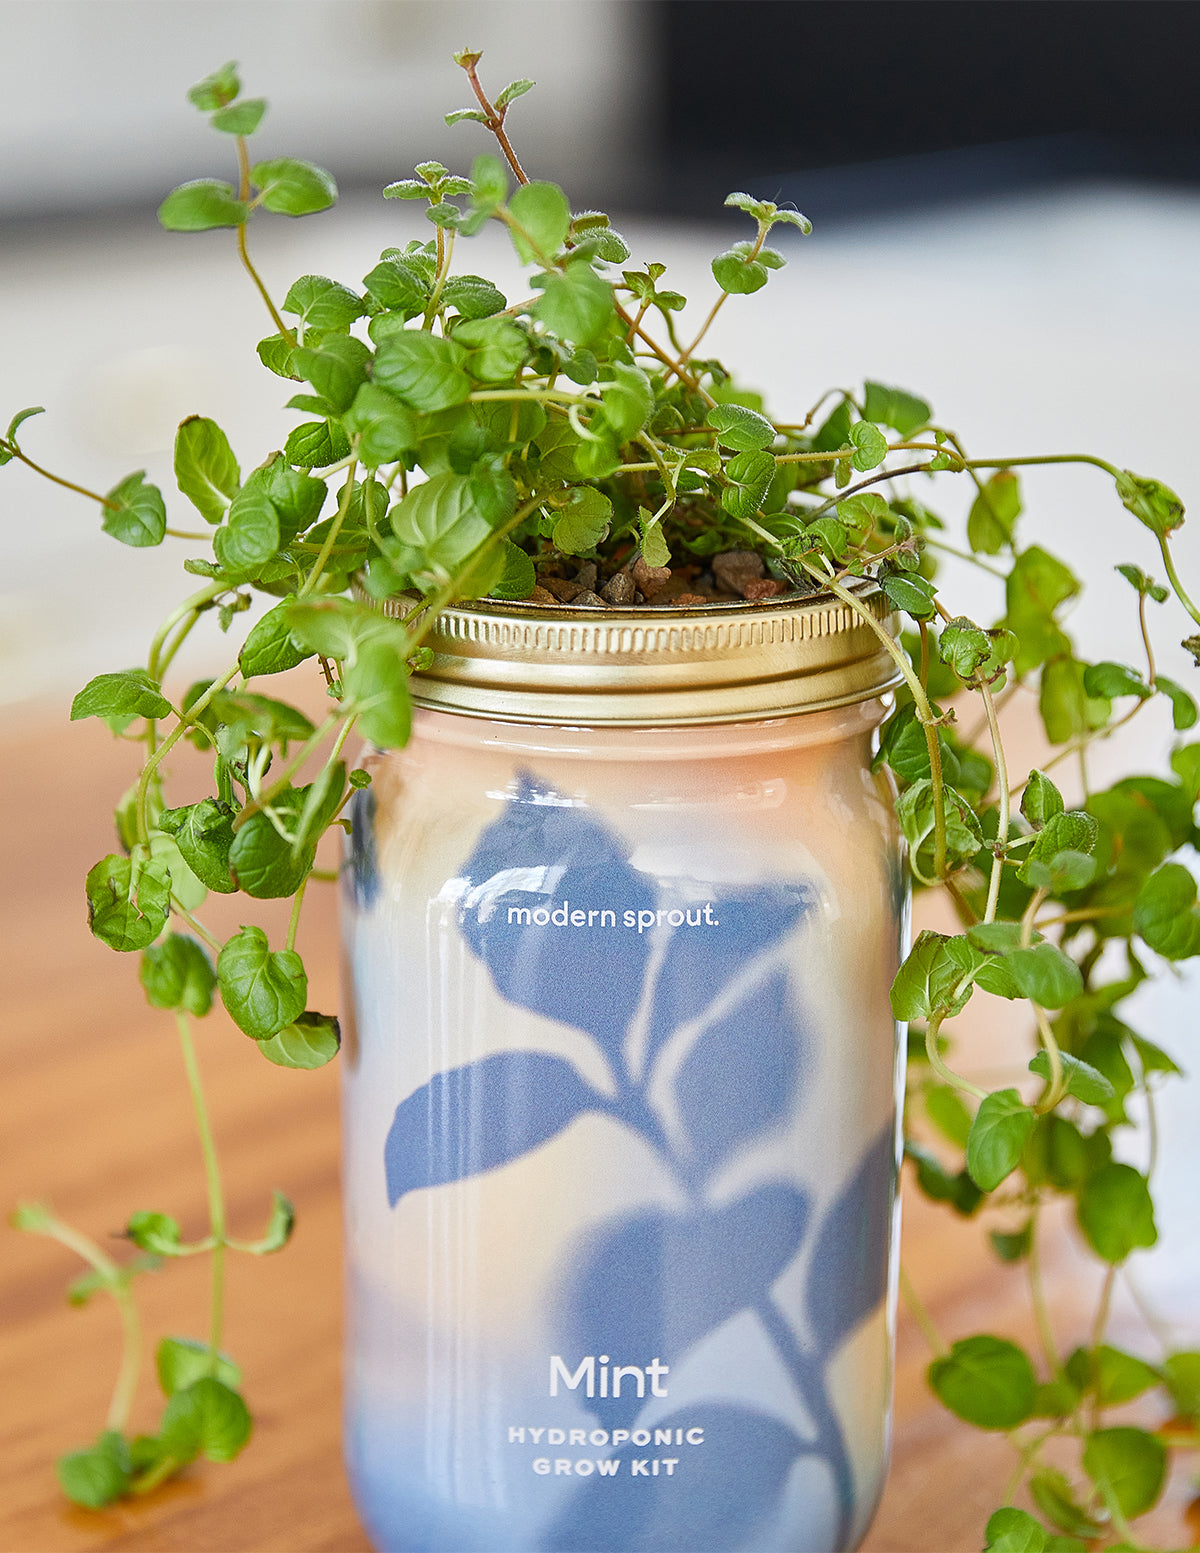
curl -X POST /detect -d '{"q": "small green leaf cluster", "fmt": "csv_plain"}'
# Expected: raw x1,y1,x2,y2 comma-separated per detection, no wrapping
57,1341,252,1507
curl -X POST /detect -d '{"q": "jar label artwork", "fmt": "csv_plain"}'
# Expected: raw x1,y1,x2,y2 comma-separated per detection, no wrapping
353,770,898,1552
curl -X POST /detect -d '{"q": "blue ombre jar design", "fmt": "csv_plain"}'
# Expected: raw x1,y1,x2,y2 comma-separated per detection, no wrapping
341,676,904,1553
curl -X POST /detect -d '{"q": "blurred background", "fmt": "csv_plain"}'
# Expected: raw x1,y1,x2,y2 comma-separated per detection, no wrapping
2,0,1198,1327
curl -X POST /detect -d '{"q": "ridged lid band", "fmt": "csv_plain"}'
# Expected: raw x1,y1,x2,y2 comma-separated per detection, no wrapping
362,584,902,726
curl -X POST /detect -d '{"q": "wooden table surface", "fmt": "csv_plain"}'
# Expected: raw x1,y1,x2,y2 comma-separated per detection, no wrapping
2,708,1196,1553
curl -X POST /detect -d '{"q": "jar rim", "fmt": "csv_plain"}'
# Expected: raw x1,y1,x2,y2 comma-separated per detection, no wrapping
356,578,902,726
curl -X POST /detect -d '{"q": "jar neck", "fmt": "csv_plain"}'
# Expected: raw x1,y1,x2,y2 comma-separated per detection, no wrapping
407,696,890,762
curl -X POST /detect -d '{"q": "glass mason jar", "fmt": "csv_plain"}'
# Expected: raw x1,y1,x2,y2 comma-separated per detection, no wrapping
341,587,907,1553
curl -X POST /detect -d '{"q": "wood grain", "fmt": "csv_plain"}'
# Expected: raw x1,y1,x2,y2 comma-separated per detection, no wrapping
1,710,1193,1553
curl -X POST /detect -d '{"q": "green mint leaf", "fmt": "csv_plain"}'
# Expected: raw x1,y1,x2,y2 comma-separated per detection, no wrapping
1114,562,1169,603
490,540,536,600
1028,1050,1115,1105
967,471,1022,555
494,77,535,110
1040,655,1110,746
140,933,217,1016
707,403,776,452
56,1432,131,1509
597,363,654,443
217,925,307,1039
982,1506,1050,1552
1020,770,1065,828
1163,1351,1200,1418
102,471,166,547
441,274,508,321
250,157,337,217
889,930,983,1020
835,492,891,544
214,481,280,578
1132,862,1200,959
848,420,888,472
5,404,44,444
453,316,527,380
929,1335,1036,1430
281,274,365,332
187,62,239,112
508,181,571,264
1017,809,1099,887
924,1083,972,1148
424,201,462,231
861,381,931,438
1082,1426,1166,1519
720,448,775,521
256,332,299,380
228,791,315,900
530,260,614,346
443,107,489,127
1004,942,1083,1008
210,97,266,136
248,1190,296,1253
1001,545,1080,677
1029,1465,1105,1538
938,616,996,680
711,247,768,295
343,637,413,748
388,470,496,579
126,1210,183,1257
86,853,171,952
1078,1344,1165,1405
1156,673,1198,730
283,419,351,470
158,179,248,232
1171,741,1200,800
904,1141,983,1216
257,1011,341,1070
966,1088,1035,1191
158,1377,252,1464
1082,660,1149,700
362,256,427,316
343,383,420,466
157,799,236,894
71,669,171,723
1115,469,1185,537
894,779,983,871
989,1222,1033,1263
878,571,937,619
239,599,314,678
552,487,613,555
383,179,434,200
470,153,508,211
174,415,240,524
292,335,371,413
1077,1162,1157,1263
373,331,471,413
156,1337,241,1398
639,509,671,570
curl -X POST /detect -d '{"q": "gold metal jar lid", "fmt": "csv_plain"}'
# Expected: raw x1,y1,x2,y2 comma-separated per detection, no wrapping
368,581,901,726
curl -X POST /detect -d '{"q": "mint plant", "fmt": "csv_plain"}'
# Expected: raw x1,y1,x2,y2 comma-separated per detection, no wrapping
6,51,1200,1549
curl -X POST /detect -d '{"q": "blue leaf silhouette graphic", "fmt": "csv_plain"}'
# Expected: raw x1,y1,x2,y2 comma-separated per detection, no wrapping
675,968,805,1176
561,1182,810,1426
457,773,655,1062
542,1402,808,1553
347,784,379,907
644,881,814,1069
384,1051,601,1206
805,1125,897,1350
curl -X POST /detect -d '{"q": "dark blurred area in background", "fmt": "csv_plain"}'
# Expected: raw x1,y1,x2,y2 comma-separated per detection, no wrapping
650,0,1200,222
4,2,1198,230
